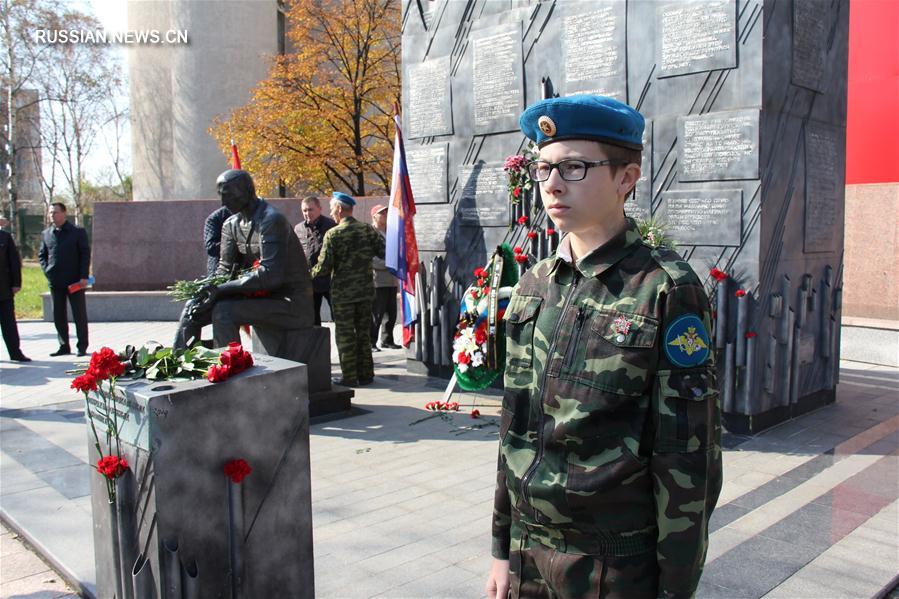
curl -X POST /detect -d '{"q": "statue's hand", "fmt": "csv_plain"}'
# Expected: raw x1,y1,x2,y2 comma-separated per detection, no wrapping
186,285,219,322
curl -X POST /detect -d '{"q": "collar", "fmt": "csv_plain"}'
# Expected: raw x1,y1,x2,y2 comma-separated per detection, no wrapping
549,218,643,279
337,216,357,226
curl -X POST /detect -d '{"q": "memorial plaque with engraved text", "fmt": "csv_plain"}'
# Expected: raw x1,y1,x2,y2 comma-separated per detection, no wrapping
657,0,737,78
406,57,453,139
472,24,524,134
803,125,839,253
792,1,828,92
457,163,509,226
415,204,455,252
629,120,653,219
406,144,448,204
562,1,626,100
678,110,759,181
658,189,742,246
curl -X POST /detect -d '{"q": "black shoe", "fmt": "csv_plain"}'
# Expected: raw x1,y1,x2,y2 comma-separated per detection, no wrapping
10,353,31,362
50,346,72,357
358,377,374,386
77,350,89,357
382,342,402,350
332,377,358,388
371,345,381,352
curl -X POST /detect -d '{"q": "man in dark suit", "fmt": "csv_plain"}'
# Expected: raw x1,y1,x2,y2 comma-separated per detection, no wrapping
38,203,90,357
0,218,30,362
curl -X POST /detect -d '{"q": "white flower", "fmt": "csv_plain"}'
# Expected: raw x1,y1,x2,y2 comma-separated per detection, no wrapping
457,362,469,373
470,351,484,367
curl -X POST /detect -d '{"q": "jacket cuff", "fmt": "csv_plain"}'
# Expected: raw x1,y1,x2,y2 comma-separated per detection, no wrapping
491,533,511,560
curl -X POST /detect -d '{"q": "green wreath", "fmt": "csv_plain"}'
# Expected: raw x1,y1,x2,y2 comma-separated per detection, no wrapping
453,244,519,391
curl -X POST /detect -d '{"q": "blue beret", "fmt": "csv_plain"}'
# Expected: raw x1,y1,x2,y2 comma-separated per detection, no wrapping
519,94,645,150
331,191,356,206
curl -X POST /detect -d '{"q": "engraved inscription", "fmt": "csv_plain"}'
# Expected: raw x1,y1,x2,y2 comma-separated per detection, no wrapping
803,125,839,253
414,204,455,251
406,144,448,204
630,120,653,218
658,0,736,77
659,189,742,246
562,2,626,99
458,163,509,226
678,110,759,181
472,24,523,134
407,57,453,139
792,1,827,91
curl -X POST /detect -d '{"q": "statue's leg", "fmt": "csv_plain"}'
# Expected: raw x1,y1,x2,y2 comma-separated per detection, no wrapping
173,300,210,350
212,296,310,349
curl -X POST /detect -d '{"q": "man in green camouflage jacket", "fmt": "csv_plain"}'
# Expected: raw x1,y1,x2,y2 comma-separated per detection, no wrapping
311,192,385,387
486,95,722,599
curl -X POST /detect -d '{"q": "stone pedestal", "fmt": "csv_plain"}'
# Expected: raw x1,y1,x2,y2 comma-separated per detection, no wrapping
250,326,355,417
87,355,314,598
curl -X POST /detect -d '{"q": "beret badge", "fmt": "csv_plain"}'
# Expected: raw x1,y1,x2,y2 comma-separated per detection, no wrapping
537,115,557,137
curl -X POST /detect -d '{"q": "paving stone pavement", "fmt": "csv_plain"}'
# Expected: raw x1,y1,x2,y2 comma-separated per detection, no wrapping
1,320,897,598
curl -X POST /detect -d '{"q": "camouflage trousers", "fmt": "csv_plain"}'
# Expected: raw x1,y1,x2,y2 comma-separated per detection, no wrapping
509,527,658,599
332,300,374,384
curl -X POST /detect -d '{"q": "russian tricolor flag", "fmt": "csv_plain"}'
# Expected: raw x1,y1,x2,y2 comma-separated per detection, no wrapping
386,114,420,347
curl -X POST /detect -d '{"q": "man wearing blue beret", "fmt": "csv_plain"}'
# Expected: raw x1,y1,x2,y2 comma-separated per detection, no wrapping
487,95,722,598
311,192,385,387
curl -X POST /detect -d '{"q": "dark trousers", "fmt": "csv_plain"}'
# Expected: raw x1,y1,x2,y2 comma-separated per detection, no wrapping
313,291,331,326
0,298,23,358
173,294,313,350
370,286,397,346
50,287,88,352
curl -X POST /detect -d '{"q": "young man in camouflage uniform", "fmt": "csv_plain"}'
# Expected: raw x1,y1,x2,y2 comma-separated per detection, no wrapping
486,95,722,599
310,192,385,387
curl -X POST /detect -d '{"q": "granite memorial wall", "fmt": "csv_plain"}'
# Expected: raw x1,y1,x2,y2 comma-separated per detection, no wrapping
401,0,848,433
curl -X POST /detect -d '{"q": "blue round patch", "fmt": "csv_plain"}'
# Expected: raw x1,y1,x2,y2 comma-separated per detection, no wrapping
664,314,711,368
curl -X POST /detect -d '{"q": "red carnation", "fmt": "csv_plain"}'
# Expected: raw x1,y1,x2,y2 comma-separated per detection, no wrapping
515,254,528,264
457,352,471,365
88,347,125,380
745,331,758,339
207,364,231,383
546,228,555,236
735,289,747,298
477,278,486,287
513,246,523,254
470,409,480,419
527,231,538,239
512,187,521,198
71,373,98,393
517,215,528,225
473,267,488,279
474,326,488,345
223,459,252,484
96,455,128,479
710,267,728,281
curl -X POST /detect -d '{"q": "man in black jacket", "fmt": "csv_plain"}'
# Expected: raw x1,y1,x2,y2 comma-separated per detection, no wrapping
294,196,335,325
0,218,30,362
203,206,232,276
38,203,90,356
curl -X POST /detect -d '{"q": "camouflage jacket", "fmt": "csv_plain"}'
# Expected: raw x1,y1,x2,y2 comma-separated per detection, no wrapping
492,219,722,598
310,216,385,304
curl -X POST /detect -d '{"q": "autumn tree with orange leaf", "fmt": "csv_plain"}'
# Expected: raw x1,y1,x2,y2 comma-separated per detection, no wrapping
211,0,400,196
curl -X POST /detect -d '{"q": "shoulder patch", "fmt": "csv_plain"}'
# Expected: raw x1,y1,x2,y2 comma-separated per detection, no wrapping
664,314,711,367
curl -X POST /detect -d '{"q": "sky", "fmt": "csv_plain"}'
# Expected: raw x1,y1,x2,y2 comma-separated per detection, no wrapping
80,0,131,184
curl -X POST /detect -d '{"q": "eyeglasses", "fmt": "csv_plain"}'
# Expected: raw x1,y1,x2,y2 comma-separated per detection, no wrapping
527,159,628,182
